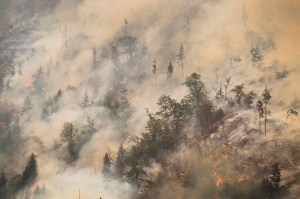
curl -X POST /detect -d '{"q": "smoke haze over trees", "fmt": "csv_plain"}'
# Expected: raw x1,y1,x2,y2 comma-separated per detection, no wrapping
0,0,300,198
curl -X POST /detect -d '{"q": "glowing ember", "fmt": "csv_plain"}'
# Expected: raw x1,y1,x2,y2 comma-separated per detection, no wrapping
24,82,31,87
216,175,223,186
214,172,223,186
222,154,228,159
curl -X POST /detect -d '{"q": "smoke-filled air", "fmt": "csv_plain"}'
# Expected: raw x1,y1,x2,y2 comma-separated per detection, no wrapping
0,0,300,198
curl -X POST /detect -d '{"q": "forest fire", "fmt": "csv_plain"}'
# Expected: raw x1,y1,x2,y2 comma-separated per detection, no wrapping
0,0,299,198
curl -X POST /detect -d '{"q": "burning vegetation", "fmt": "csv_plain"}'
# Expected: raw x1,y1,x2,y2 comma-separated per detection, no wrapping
0,0,300,198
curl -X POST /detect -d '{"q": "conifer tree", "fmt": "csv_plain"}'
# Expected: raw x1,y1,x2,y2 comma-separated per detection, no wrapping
116,144,126,179
81,91,92,109
60,123,77,162
152,58,157,88
21,153,38,187
250,46,264,68
92,48,100,71
243,91,256,107
167,61,174,88
81,116,97,136
102,153,112,180
231,84,245,105
54,89,63,102
177,43,185,79
5,79,10,102
256,100,264,137
32,66,46,95
22,95,33,113
34,185,41,195
262,86,271,136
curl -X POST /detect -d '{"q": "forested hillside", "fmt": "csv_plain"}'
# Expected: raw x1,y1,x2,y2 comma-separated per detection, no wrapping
0,0,300,198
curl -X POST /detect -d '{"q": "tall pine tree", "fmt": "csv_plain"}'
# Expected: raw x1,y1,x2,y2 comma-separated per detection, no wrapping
167,61,173,88
32,66,46,95
60,123,77,162
177,43,185,79
116,144,126,180
21,153,38,187
262,86,271,136
256,100,264,137
102,153,112,181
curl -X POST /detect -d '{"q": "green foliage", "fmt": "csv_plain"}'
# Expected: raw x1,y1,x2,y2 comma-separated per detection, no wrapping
41,89,63,119
262,86,271,105
80,91,93,109
231,84,245,105
167,61,173,80
92,48,100,71
177,43,185,78
243,91,256,107
156,94,190,135
60,123,77,160
21,153,38,187
81,116,97,136
115,144,126,179
100,90,132,123
256,100,264,119
183,73,205,106
177,43,185,62
124,158,148,188
275,70,289,79
102,153,112,180
183,73,224,137
9,174,22,192
32,66,46,95
152,58,157,75
117,36,138,60
215,85,225,101
250,46,264,64
110,45,119,67
213,108,225,122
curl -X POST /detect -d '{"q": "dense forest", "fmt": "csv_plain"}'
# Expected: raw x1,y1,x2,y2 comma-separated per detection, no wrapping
0,0,300,198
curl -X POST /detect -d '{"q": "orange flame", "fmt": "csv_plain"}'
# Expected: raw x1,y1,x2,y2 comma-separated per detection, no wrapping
24,82,31,87
216,176,223,186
